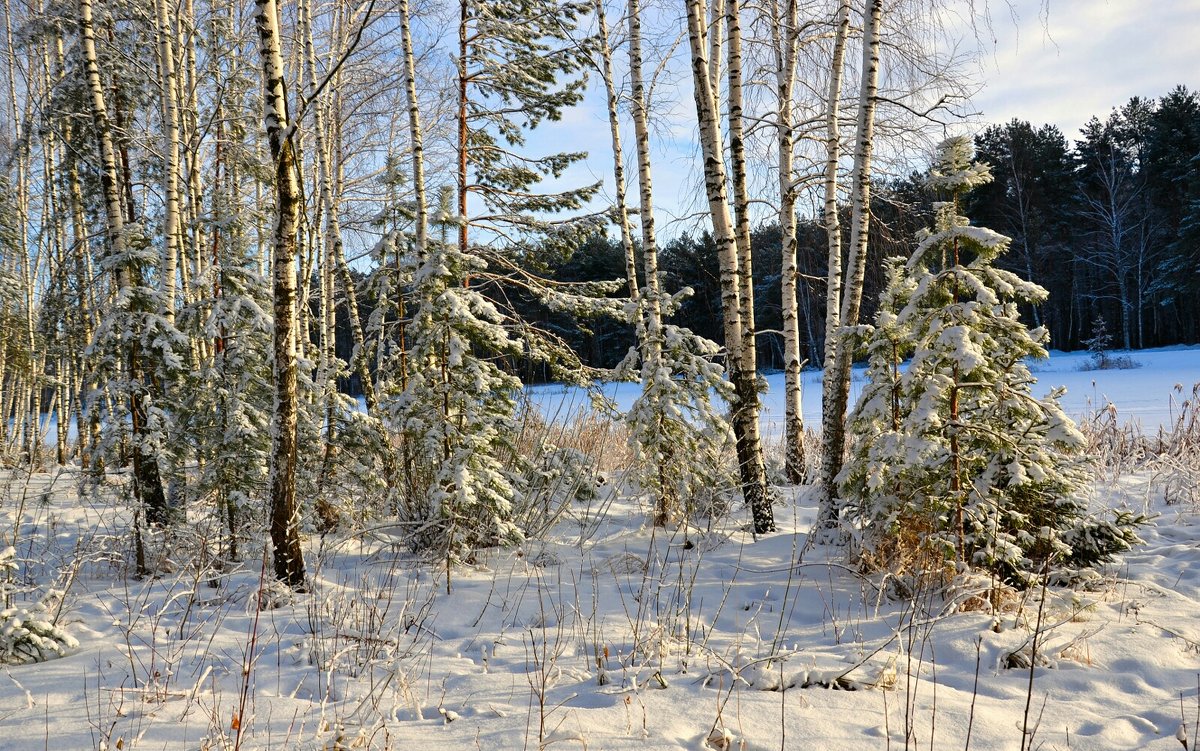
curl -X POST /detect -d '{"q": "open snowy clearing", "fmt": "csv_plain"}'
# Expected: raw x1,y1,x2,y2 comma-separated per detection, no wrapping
1,347,1198,751
531,345,1200,434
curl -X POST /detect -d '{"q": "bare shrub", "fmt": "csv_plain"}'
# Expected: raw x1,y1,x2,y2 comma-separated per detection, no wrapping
1077,403,1149,480
510,403,630,539
1150,384,1200,507
1077,383,1200,505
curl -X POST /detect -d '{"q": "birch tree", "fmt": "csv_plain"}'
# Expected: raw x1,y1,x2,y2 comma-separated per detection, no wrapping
254,0,306,586
591,0,731,526
154,0,181,324
684,0,773,534
79,0,171,527
819,0,881,526
392,0,606,562
773,0,805,483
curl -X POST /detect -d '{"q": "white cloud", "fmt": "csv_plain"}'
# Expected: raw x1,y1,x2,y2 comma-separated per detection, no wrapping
971,0,1198,140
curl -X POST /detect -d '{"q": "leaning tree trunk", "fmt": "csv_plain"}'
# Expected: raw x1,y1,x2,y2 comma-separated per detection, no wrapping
79,0,168,526
254,0,306,587
6,0,38,465
684,0,773,534
400,0,428,267
392,0,427,503
774,0,805,484
818,0,850,497
594,0,639,303
299,0,375,414
726,0,774,533
819,0,881,525
299,0,343,523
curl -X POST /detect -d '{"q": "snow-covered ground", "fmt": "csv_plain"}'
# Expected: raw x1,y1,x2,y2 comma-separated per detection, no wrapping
1,346,1198,750
531,344,1200,437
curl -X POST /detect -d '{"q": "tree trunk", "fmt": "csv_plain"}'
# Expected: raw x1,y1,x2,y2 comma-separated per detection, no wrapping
254,0,306,587
774,0,805,484
457,0,470,258
62,94,99,469
394,0,426,502
726,0,773,532
628,0,666,366
400,0,428,266
299,0,375,414
80,0,168,524
820,0,850,366
594,0,638,302
685,0,773,534
181,0,203,317
820,0,881,524
5,0,38,466
155,0,181,324
599,0,671,523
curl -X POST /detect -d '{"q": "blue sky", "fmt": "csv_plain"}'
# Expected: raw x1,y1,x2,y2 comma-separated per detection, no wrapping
511,0,1199,240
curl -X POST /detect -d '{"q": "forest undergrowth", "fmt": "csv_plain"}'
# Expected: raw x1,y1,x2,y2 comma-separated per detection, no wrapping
1,390,1198,750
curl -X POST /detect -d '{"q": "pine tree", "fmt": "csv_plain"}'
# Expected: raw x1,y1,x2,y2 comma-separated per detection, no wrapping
839,136,1142,585
384,0,607,567
616,294,735,525
78,0,177,530
455,0,599,250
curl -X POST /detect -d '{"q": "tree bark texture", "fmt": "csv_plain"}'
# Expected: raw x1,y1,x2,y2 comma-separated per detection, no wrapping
254,0,306,587
685,0,773,534
820,0,881,524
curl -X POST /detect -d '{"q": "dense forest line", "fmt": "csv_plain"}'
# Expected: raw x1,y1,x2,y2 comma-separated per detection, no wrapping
455,87,1200,379
323,85,1200,392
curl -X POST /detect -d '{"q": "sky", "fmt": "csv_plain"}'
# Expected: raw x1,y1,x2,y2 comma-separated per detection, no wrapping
530,0,1200,238
969,0,1199,141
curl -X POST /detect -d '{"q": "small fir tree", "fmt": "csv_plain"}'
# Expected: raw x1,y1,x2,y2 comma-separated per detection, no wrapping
839,136,1142,585
0,547,78,664
1081,316,1137,370
88,224,186,527
615,290,735,526
177,246,274,561
390,228,527,558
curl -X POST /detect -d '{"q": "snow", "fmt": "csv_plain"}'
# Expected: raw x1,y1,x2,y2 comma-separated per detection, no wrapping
532,344,1200,437
1,346,1198,750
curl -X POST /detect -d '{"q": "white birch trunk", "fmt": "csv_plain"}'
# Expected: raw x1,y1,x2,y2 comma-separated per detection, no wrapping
627,0,666,368
5,0,37,464
774,0,805,484
820,0,881,522
80,0,168,524
594,0,639,302
685,0,773,534
400,0,428,269
155,0,181,323
598,0,666,523
817,0,851,499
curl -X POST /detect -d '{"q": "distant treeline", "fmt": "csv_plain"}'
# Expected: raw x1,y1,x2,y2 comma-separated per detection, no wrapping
333,86,1200,387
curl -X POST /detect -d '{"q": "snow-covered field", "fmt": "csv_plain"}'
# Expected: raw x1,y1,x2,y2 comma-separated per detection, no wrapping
1,347,1198,751
532,345,1200,436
